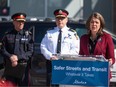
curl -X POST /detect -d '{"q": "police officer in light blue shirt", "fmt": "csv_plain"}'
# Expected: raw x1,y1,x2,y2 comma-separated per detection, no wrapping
40,9,80,86
41,9,80,60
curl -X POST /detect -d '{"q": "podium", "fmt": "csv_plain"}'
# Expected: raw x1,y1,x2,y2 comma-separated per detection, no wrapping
51,54,109,87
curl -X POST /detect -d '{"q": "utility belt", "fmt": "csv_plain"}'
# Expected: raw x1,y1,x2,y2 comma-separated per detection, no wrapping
4,59,29,79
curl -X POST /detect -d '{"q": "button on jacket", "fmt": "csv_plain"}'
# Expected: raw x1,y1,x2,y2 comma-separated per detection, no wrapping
40,26,80,60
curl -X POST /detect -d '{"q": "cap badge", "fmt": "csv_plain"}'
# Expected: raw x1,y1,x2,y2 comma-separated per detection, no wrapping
59,10,62,14
20,15,24,18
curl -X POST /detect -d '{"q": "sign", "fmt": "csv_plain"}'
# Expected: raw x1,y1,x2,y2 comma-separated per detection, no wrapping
52,60,109,86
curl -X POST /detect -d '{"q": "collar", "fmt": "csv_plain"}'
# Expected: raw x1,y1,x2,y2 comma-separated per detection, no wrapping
89,34,100,42
56,25,69,32
13,29,24,35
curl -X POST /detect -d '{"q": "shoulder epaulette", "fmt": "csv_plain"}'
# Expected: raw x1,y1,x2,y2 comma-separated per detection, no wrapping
69,29,76,32
5,31,11,34
69,29,78,40
47,28,54,31
5,31,8,34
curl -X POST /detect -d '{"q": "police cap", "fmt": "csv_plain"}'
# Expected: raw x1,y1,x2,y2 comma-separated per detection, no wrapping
11,12,26,22
54,9,69,18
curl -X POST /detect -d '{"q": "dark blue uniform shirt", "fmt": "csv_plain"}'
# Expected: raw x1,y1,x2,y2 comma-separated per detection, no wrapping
1,29,33,60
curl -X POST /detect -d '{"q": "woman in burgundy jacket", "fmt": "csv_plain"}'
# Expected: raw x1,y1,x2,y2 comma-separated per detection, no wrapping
79,12,115,79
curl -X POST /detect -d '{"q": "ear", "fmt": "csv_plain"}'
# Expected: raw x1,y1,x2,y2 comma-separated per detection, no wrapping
66,17,68,22
13,21,15,25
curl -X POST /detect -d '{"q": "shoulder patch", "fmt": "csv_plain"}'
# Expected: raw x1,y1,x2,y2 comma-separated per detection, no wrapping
25,31,32,35
29,31,32,34
69,29,78,40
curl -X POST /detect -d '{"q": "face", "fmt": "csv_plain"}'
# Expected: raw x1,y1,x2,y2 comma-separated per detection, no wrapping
55,17,68,29
13,20,25,31
90,17,101,34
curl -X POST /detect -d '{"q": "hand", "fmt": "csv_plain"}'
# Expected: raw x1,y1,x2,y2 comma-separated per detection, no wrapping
50,55,58,60
108,58,113,66
11,61,18,67
10,55,18,67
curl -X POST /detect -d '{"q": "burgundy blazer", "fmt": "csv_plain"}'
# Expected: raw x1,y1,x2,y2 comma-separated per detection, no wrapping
79,32,115,64
79,32,115,79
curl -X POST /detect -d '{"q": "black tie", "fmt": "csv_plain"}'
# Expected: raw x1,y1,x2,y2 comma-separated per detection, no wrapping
14,32,20,55
57,30,62,53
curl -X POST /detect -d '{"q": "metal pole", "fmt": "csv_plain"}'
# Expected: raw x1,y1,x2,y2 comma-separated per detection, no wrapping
45,0,47,18
32,26,35,42
112,0,114,33
7,0,10,7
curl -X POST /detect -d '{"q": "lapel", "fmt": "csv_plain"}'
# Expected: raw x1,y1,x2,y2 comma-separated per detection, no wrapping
84,35,90,55
94,36,102,54
86,36,90,55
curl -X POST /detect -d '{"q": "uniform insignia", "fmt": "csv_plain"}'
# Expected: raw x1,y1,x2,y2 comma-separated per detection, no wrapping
20,15,24,18
25,31,32,36
28,31,32,34
49,36,52,38
59,10,63,14
69,29,78,40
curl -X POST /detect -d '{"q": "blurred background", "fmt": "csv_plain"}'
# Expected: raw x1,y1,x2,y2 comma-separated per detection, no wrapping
0,0,116,34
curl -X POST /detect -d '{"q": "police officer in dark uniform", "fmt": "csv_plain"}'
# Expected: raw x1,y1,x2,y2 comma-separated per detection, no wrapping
1,12,34,86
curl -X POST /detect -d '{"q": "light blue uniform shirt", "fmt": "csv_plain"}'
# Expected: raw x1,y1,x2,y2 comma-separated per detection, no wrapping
40,26,80,60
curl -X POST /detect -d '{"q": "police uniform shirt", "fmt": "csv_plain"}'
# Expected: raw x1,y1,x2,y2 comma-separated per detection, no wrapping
1,29,33,60
40,26,80,60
